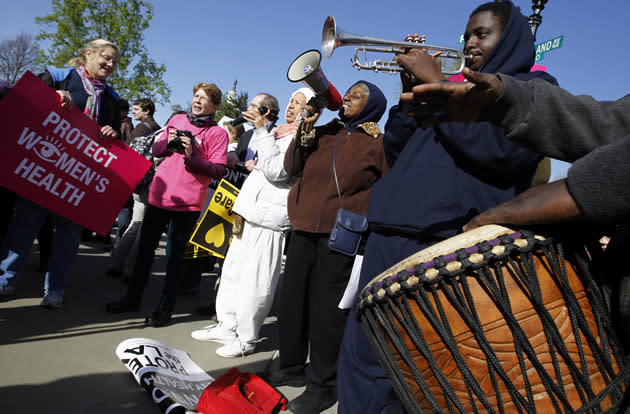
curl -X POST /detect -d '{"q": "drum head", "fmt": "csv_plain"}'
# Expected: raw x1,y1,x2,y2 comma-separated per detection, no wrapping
362,224,514,294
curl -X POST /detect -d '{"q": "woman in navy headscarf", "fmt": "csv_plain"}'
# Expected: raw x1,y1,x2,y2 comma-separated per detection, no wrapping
262,81,389,413
337,2,558,414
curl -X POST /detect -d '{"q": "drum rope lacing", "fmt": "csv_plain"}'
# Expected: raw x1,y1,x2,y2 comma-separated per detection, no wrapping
356,230,630,414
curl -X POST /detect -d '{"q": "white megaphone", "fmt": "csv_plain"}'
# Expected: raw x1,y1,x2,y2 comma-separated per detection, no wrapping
287,49,342,111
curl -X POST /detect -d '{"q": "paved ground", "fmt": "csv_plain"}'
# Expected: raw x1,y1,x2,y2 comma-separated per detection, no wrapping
0,236,338,413
3,236,630,414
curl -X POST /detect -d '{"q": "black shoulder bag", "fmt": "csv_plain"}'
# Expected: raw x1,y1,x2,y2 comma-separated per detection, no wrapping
327,132,368,256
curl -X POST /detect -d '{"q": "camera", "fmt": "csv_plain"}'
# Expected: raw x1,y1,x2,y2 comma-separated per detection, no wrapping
231,106,268,127
167,129,194,152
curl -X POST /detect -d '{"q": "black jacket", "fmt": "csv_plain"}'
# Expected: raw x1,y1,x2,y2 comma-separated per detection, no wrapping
40,68,122,139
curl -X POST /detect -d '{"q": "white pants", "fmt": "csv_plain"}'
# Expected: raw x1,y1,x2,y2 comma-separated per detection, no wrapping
215,220,285,343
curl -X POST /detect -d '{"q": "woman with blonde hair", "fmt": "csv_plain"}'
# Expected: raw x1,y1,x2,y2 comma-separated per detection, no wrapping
0,39,122,308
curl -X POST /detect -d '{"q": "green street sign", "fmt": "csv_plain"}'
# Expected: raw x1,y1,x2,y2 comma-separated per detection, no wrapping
457,34,563,62
535,35,564,62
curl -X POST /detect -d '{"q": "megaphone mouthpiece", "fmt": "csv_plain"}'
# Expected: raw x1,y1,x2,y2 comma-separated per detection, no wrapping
287,49,342,111
287,50,322,83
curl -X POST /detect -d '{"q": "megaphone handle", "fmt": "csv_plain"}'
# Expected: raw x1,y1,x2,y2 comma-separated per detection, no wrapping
284,119,304,184
305,95,328,117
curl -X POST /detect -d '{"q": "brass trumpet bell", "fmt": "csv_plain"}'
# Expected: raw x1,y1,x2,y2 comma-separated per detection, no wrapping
322,15,470,75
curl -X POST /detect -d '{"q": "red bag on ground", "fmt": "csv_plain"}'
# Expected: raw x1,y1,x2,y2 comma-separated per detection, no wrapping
196,367,287,413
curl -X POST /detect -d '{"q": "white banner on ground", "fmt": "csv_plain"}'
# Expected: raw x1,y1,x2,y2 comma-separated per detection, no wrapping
115,338,214,414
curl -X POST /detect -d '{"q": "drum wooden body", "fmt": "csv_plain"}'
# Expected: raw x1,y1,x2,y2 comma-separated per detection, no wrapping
355,225,628,414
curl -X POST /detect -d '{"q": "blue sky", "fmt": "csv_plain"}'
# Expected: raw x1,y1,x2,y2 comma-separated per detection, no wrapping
4,0,630,179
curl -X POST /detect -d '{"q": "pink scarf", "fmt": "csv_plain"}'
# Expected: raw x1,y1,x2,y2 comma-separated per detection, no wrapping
273,118,301,140
77,65,106,120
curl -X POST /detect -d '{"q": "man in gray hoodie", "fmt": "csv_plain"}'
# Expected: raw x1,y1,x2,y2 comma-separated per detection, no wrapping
403,68,630,226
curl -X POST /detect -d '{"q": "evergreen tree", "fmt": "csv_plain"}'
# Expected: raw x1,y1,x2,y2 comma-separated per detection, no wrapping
214,80,248,122
36,0,170,104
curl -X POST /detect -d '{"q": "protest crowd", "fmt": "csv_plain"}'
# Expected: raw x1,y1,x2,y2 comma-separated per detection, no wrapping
1,1,630,413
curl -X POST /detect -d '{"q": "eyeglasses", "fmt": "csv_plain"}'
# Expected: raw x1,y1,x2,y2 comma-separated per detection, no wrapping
193,93,209,102
99,53,119,66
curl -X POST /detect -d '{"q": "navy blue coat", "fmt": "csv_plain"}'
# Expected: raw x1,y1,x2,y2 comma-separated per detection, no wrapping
41,67,121,136
337,3,558,414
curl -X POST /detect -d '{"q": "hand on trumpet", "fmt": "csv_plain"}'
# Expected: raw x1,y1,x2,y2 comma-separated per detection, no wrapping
395,46,444,91
397,34,426,91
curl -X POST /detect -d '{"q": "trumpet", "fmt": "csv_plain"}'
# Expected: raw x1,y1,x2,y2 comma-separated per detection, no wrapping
322,15,472,75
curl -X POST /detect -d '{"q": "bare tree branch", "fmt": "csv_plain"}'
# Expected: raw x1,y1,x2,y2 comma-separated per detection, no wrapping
0,33,41,84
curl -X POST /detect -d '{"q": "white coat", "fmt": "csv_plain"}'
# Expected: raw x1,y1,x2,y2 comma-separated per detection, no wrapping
232,127,293,232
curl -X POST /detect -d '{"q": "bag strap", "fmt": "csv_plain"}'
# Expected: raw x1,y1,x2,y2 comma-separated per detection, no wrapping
139,127,165,146
332,131,344,209
140,120,152,131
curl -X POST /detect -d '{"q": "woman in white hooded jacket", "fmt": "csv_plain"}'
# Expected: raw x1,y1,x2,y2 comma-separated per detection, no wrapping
191,87,315,357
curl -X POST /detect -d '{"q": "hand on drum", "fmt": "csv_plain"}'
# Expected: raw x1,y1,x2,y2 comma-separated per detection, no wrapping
463,179,584,231
401,69,504,126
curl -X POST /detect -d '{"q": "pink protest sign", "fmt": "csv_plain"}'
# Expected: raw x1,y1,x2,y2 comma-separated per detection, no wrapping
0,71,151,236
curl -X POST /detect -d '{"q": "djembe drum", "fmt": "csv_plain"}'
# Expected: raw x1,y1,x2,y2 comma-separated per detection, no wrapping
355,225,629,413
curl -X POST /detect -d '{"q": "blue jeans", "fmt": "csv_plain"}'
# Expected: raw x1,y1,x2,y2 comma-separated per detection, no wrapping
125,204,199,313
0,197,82,294
113,196,133,249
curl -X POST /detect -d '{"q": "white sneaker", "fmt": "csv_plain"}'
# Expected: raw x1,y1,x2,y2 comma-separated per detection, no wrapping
191,323,236,344
40,292,63,309
216,339,255,358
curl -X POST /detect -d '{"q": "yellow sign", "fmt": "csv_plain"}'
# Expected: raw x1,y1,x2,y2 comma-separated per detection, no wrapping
188,179,240,259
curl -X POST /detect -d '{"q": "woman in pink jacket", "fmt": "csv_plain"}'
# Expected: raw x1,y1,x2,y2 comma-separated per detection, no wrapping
106,82,228,327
